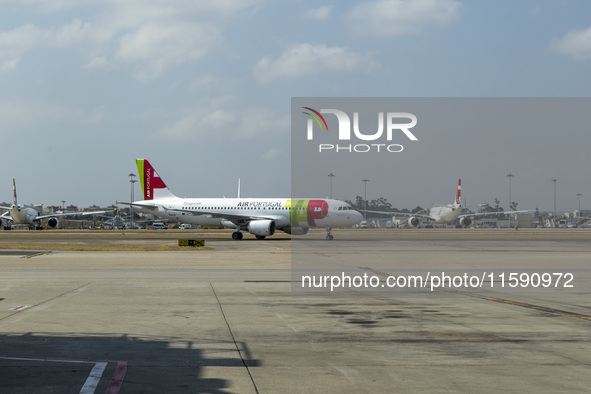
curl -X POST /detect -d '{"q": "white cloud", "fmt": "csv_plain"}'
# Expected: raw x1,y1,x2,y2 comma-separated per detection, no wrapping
0,24,42,62
303,5,333,20
83,56,114,70
18,0,79,12
0,1,267,79
0,20,93,71
0,99,73,126
155,102,288,141
81,105,106,124
0,58,19,73
234,107,289,139
262,147,282,160
552,26,591,59
347,0,461,37
114,23,221,79
255,43,367,82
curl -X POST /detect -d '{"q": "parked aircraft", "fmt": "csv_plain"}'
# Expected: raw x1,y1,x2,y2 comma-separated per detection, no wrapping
367,179,530,227
99,208,161,230
0,179,106,230
119,159,362,240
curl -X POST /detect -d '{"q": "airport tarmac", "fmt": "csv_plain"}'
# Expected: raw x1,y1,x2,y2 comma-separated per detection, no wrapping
1,229,590,393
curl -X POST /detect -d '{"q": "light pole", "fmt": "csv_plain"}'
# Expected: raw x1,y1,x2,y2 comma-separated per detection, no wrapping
129,173,136,228
551,178,557,217
506,173,514,227
362,179,370,220
577,193,582,215
328,172,335,199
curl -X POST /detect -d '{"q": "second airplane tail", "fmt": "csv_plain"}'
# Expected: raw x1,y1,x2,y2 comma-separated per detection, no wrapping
12,179,17,206
455,179,461,206
136,159,176,201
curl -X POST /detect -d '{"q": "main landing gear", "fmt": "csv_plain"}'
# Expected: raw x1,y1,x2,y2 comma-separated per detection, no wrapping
326,227,334,241
232,231,267,240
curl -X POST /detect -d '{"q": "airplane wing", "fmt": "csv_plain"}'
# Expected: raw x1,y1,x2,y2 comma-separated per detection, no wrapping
458,209,533,219
169,207,283,223
0,206,10,212
0,210,13,221
35,210,109,220
117,201,158,211
363,209,436,221
118,201,282,223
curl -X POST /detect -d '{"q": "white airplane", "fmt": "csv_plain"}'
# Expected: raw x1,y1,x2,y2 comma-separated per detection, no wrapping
99,208,158,230
367,179,530,228
99,209,131,229
119,159,363,240
0,179,107,230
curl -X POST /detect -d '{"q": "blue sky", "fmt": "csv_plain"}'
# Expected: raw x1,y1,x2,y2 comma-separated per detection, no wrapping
1,0,590,211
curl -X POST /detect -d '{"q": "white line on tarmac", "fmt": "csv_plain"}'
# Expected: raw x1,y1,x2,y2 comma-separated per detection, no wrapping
0,357,108,394
5,305,31,311
0,283,90,328
80,362,108,394
331,365,370,384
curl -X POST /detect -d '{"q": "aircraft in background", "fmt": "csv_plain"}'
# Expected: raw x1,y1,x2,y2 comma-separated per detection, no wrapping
99,208,162,229
367,179,531,228
0,179,107,230
119,159,362,240
99,209,133,229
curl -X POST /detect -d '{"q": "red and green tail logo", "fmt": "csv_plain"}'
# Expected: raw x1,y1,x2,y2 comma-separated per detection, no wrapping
137,159,167,200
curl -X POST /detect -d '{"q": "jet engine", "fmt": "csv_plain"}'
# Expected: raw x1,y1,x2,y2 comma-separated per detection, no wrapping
408,217,420,227
281,226,309,235
47,217,59,228
247,220,276,236
459,217,472,228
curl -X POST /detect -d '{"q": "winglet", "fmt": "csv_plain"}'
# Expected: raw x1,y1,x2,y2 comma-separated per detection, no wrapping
136,159,176,200
455,179,461,206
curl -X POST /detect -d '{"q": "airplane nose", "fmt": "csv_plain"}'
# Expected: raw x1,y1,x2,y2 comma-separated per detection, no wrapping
351,210,363,224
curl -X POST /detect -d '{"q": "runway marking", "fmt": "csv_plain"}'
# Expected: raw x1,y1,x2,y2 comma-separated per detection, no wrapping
210,283,259,394
360,267,591,322
8,305,31,311
106,361,128,394
331,365,369,384
0,283,91,327
0,356,126,393
20,251,50,259
80,362,107,394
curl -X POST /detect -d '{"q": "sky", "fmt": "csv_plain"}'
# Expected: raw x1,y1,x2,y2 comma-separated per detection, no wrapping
1,0,591,212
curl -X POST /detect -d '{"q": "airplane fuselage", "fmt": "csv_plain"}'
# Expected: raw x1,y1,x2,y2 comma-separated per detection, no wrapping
429,205,462,224
133,197,362,230
9,206,38,225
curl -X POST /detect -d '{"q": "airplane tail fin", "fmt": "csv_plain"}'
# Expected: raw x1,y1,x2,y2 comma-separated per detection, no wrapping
455,179,461,206
136,159,177,201
12,179,17,206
